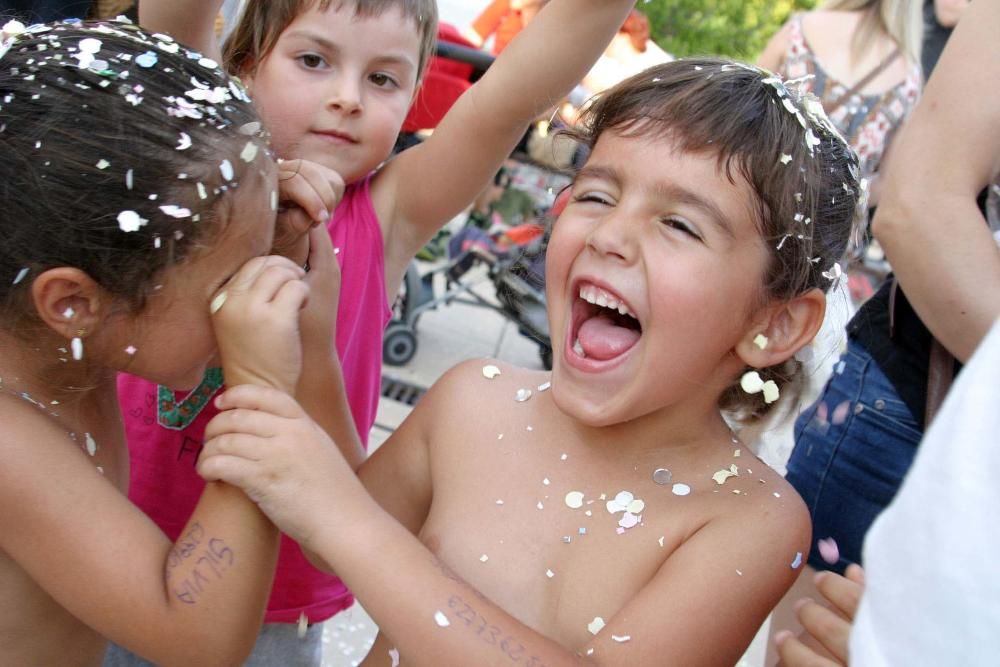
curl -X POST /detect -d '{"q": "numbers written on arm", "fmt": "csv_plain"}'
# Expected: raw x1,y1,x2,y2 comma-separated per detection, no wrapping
446,594,548,667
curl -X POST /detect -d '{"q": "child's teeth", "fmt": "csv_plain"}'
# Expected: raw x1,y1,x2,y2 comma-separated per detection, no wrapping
596,294,608,308
607,297,619,310
573,338,586,358
618,304,628,316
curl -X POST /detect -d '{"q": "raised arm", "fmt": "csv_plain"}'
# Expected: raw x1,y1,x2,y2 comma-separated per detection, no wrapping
375,0,636,292
138,0,225,61
871,0,1000,362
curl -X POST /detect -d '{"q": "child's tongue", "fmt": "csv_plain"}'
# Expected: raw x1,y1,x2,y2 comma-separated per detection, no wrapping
577,312,640,361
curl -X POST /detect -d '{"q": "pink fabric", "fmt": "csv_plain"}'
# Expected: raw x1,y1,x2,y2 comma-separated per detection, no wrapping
117,174,390,623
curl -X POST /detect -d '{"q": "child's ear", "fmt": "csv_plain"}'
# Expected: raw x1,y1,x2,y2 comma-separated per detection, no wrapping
30,268,105,340
736,288,826,368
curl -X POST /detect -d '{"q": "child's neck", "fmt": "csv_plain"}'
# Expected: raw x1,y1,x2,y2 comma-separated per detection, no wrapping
0,331,119,431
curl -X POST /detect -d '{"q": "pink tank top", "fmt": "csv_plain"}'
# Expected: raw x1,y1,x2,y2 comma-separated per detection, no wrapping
117,174,391,623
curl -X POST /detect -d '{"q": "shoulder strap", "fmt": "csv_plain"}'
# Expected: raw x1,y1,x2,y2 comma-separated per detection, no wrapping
827,47,901,114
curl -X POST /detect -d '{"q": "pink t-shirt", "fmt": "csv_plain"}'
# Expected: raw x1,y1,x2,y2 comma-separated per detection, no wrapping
117,174,391,623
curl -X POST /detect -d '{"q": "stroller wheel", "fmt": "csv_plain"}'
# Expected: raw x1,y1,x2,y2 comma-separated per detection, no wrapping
383,324,418,366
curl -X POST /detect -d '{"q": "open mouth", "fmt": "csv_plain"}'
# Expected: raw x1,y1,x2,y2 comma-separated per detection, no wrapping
569,282,642,363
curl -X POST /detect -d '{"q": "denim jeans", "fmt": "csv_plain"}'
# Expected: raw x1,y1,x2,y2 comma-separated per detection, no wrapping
786,339,923,574
103,622,323,667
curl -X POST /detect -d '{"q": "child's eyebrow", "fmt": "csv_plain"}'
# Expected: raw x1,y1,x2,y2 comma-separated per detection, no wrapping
653,183,736,239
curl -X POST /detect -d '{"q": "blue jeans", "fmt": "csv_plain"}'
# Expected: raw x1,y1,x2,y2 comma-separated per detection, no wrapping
103,623,323,667
786,339,922,575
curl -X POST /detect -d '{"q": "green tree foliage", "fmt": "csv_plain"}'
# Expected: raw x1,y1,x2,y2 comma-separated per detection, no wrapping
640,0,819,62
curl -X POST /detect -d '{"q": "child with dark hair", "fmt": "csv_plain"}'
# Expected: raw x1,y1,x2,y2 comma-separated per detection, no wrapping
0,18,320,666
112,1,635,662
196,58,863,666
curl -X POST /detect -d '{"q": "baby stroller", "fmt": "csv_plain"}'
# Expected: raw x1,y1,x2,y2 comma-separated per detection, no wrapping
382,222,553,370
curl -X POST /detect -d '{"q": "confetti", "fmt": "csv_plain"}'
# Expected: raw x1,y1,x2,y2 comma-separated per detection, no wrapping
565,491,585,509
740,370,764,394
13,267,29,285
762,381,780,404
209,291,227,315
779,153,793,165
654,467,673,485
480,554,489,563
587,617,605,635
546,569,555,579
159,205,191,218
135,50,157,67
240,140,259,163
817,537,839,565
658,536,664,547
536,501,544,510
84,432,97,456
537,381,551,392
71,336,83,361
791,552,803,569
618,512,639,529
125,346,137,355
612,635,631,643
753,334,769,350
433,611,450,627
176,132,192,150
219,159,234,181
96,159,110,170
672,483,691,496
297,612,308,639
389,648,400,667
117,210,148,232
515,388,532,402
712,464,739,485
543,478,550,486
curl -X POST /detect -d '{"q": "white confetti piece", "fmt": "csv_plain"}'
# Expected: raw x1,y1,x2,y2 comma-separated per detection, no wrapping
159,205,191,218
84,432,97,456
96,159,110,170
753,334,769,350
13,267,29,285
389,648,400,667
658,536,664,547
515,388,532,402
125,345,137,355
626,499,645,514
537,501,544,510
117,210,148,232
779,153,793,165
537,381,551,392
482,364,501,379
565,491,585,509
543,478,550,486
433,611,450,627
560,453,568,461
740,370,764,394
672,483,691,496
818,537,839,565
480,554,489,563
297,612,308,639
176,132,192,150
209,291,227,315
546,569,554,579
762,380,780,404
612,635,631,643
71,336,83,361
791,552,803,569
588,617,605,635
618,512,639,529
219,159,234,181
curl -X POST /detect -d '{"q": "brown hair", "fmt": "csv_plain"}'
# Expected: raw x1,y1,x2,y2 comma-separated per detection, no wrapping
567,58,862,421
223,0,438,81
0,19,270,330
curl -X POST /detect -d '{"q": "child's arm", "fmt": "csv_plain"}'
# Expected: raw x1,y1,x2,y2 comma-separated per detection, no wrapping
374,0,636,293
756,19,794,71
0,256,306,665
199,363,810,666
138,0,225,61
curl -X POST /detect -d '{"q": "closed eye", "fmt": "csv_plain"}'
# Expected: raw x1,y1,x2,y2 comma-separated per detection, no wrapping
661,216,702,241
572,192,614,206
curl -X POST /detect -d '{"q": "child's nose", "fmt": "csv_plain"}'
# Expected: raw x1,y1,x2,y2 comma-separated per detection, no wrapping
586,209,635,263
327,78,363,114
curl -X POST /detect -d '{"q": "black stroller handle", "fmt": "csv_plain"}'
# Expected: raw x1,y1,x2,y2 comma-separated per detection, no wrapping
434,40,495,76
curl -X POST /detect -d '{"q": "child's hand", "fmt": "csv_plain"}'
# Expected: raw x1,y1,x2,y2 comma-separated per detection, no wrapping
211,256,309,394
299,225,341,366
273,159,345,267
198,385,364,550
774,565,865,667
